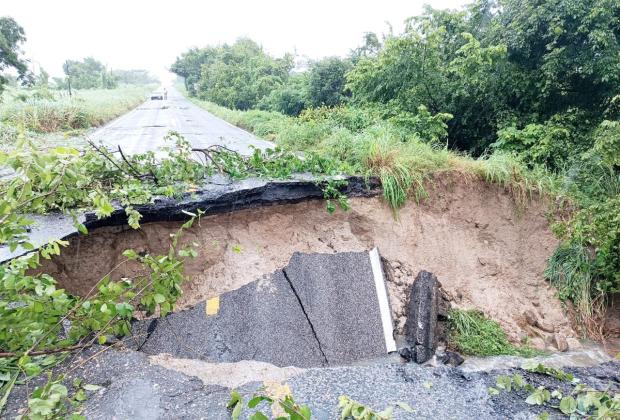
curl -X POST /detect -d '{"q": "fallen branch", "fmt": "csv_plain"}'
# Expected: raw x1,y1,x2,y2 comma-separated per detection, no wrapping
0,343,92,358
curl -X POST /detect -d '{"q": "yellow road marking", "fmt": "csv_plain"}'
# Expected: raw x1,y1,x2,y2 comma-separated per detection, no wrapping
205,296,220,316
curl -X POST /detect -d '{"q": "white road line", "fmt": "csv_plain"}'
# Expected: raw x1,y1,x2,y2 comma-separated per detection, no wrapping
369,247,397,353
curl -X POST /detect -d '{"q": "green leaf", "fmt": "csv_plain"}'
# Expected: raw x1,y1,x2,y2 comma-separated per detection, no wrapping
83,384,102,391
248,395,273,408
559,396,577,414
98,335,107,345
122,249,138,260
249,413,270,420
153,293,166,304
227,390,242,409
231,401,243,420
73,389,87,402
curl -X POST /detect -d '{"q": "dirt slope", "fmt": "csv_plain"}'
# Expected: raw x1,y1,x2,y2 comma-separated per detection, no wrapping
40,174,574,348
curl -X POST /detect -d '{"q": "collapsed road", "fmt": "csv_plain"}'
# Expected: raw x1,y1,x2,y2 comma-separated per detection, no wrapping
3,98,619,419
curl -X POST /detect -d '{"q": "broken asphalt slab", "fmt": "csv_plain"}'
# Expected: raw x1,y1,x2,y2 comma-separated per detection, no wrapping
0,175,380,263
132,250,393,368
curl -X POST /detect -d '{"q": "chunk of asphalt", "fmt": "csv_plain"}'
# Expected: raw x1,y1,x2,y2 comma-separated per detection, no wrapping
277,251,389,365
3,347,232,420
403,270,440,363
132,270,328,368
131,250,393,368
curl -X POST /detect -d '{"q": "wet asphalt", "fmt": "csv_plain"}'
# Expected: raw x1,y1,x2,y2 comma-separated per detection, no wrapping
131,251,388,368
91,86,274,155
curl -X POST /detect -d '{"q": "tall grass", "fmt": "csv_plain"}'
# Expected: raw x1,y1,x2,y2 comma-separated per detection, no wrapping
449,309,540,357
0,86,150,133
191,96,552,209
545,243,607,338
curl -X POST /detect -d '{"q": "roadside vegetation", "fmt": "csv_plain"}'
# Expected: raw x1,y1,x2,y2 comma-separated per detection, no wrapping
0,86,149,137
173,0,620,339
448,309,540,357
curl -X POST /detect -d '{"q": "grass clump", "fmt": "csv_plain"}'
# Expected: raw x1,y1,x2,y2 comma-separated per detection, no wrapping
449,309,540,357
0,86,150,133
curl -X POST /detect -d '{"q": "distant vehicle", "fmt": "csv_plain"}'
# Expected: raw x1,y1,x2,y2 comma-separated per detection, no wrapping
150,91,164,100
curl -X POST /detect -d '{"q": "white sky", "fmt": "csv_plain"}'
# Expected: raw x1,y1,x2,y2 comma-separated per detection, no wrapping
1,0,466,81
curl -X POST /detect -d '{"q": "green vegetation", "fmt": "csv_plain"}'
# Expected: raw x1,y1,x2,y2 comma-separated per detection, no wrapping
226,390,415,419
489,362,619,419
0,17,32,95
174,0,620,335
0,132,351,415
0,86,150,135
186,95,555,210
448,309,540,357
57,57,117,90
52,57,157,92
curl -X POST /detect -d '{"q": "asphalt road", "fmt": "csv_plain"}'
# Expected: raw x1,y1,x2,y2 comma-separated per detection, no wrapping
91,86,274,155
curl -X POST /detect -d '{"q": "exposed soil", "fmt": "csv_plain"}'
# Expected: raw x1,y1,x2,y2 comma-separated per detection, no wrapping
149,354,303,389
39,174,575,349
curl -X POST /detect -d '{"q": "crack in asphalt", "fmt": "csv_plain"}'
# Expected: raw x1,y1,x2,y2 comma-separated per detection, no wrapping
282,268,329,366
136,318,159,351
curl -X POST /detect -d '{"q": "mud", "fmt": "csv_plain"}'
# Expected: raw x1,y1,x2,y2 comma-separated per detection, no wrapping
39,174,574,348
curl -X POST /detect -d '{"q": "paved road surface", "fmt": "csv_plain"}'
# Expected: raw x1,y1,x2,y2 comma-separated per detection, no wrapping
91,86,274,155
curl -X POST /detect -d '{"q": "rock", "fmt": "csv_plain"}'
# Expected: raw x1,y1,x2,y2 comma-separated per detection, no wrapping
441,350,464,367
566,337,582,351
403,270,441,363
530,337,546,350
536,319,555,333
524,310,538,326
553,333,568,352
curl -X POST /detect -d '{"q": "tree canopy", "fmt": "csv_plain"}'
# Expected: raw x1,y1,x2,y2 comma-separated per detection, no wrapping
0,16,32,94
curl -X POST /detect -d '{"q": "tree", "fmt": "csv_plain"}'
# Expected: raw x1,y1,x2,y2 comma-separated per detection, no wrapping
0,16,32,94
62,57,117,90
498,0,620,118
347,7,508,151
306,57,352,108
350,32,382,63
258,73,308,116
170,47,219,95
112,69,158,85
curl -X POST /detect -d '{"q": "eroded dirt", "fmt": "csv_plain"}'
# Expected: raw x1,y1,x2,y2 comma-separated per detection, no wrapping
39,174,574,348
149,354,303,388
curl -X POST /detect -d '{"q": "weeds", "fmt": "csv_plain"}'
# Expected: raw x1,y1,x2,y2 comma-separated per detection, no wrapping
489,363,619,419
448,309,540,357
545,243,607,338
0,87,149,133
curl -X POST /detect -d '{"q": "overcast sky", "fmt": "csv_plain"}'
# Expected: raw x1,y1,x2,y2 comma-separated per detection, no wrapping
2,0,466,81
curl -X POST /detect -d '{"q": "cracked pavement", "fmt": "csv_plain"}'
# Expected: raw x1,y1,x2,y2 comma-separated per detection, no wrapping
131,250,388,368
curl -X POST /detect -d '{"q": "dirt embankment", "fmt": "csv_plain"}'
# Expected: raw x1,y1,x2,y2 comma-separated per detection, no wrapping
39,174,574,349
